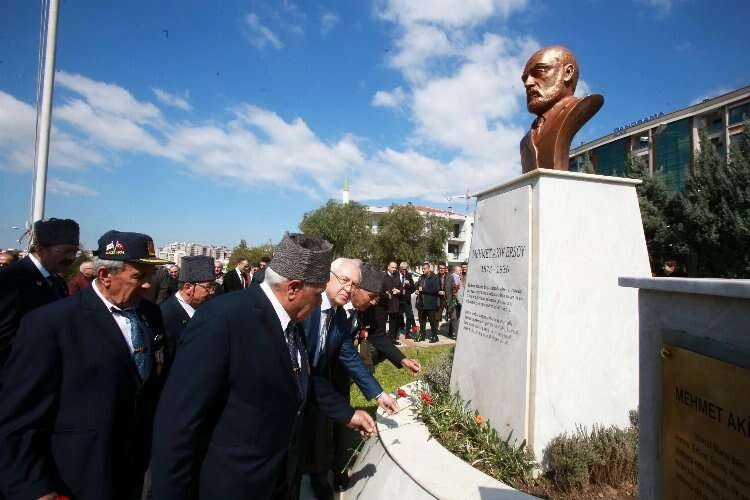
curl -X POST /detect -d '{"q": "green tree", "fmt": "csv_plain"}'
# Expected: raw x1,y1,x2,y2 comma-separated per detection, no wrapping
625,157,684,273
228,239,253,269
674,129,750,277
299,200,373,258
373,204,451,267
580,152,595,174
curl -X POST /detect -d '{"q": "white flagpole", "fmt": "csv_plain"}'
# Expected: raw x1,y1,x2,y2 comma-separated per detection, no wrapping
31,0,60,223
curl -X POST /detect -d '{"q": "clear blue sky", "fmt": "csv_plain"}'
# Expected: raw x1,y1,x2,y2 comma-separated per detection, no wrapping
2,0,749,250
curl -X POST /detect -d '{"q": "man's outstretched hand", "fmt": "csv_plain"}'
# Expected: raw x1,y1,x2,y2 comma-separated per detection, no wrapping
347,409,375,436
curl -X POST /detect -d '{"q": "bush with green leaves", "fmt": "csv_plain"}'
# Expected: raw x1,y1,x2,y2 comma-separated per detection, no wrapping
415,389,536,488
544,415,639,493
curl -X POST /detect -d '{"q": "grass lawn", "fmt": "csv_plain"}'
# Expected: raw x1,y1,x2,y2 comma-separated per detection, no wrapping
350,344,454,414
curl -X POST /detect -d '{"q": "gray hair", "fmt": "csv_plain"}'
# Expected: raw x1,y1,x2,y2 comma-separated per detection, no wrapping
79,261,94,272
330,257,360,275
91,256,124,274
263,267,288,289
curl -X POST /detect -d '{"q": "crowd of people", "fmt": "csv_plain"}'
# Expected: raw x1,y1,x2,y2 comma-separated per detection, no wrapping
0,218,467,500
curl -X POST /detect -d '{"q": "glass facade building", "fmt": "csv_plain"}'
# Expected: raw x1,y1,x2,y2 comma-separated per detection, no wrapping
570,86,750,192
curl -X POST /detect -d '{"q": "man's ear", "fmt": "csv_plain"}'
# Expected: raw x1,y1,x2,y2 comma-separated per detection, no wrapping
97,266,111,286
286,279,305,301
563,63,575,84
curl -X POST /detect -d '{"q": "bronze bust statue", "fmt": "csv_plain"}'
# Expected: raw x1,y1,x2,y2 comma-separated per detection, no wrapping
520,46,603,173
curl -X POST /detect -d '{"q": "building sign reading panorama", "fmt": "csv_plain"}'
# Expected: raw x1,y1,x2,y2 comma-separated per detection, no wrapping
613,112,664,136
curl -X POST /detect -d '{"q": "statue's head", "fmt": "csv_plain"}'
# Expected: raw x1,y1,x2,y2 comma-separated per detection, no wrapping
522,46,579,116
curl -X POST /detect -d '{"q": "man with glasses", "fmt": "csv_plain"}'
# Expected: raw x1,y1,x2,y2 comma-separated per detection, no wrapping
301,258,398,499
160,256,217,353
0,218,79,367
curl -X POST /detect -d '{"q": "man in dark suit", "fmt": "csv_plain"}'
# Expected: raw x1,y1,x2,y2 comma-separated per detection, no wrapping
416,261,440,343
398,261,417,336
0,218,79,367
302,258,395,499
160,256,216,353
152,234,365,500
251,255,271,284
357,264,422,376
222,257,250,292
437,262,456,338
383,261,403,345
0,230,171,500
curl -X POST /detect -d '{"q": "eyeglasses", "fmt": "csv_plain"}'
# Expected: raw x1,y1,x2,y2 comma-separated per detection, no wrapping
330,271,360,290
193,282,216,293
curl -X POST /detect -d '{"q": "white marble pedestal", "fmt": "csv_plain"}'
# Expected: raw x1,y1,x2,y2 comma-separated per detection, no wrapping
450,169,651,463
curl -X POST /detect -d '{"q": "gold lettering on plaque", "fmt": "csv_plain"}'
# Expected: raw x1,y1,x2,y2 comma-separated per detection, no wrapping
662,344,750,499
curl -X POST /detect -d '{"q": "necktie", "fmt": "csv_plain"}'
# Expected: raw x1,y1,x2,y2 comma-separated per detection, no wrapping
314,308,333,366
285,322,305,398
112,308,151,381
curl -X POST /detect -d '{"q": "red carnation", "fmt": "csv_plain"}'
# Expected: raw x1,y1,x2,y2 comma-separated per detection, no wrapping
420,392,433,406
397,388,408,398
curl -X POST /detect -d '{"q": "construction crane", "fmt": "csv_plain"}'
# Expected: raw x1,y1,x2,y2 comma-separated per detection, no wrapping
446,189,474,215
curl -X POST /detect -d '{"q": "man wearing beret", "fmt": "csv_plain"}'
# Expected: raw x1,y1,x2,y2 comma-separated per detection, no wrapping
355,263,422,376
152,233,360,500
160,256,217,352
0,230,171,500
0,218,79,367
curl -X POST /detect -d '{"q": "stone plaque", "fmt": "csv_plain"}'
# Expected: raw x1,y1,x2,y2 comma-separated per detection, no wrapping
662,344,750,499
451,184,531,438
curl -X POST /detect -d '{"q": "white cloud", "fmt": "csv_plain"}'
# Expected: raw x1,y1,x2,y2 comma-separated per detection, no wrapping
0,90,104,172
47,178,99,197
372,87,406,108
574,79,592,98
152,88,192,111
242,13,284,50
639,0,672,16
378,0,528,27
388,23,454,83
690,87,732,106
321,12,339,35
56,71,161,124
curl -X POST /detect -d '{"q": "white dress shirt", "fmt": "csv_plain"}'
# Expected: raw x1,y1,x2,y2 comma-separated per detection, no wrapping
91,279,135,354
27,253,51,279
175,291,196,318
260,281,299,364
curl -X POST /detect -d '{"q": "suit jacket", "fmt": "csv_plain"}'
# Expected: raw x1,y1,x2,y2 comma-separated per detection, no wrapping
251,267,266,285
398,270,415,296
66,273,92,295
160,294,190,354
151,286,308,500
357,309,405,369
438,273,454,307
383,271,401,314
304,302,382,424
0,256,67,365
142,267,172,305
417,273,440,311
0,286,168,500
221,269,247,293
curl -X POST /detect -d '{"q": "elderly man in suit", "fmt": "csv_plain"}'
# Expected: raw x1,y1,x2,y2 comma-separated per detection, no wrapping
0,218,79,367
152,234,368,500
0,230,171,500
160,256,216,352
301,258,397,499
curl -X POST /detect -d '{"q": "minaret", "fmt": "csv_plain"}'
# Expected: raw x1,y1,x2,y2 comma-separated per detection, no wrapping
342,176,350,205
